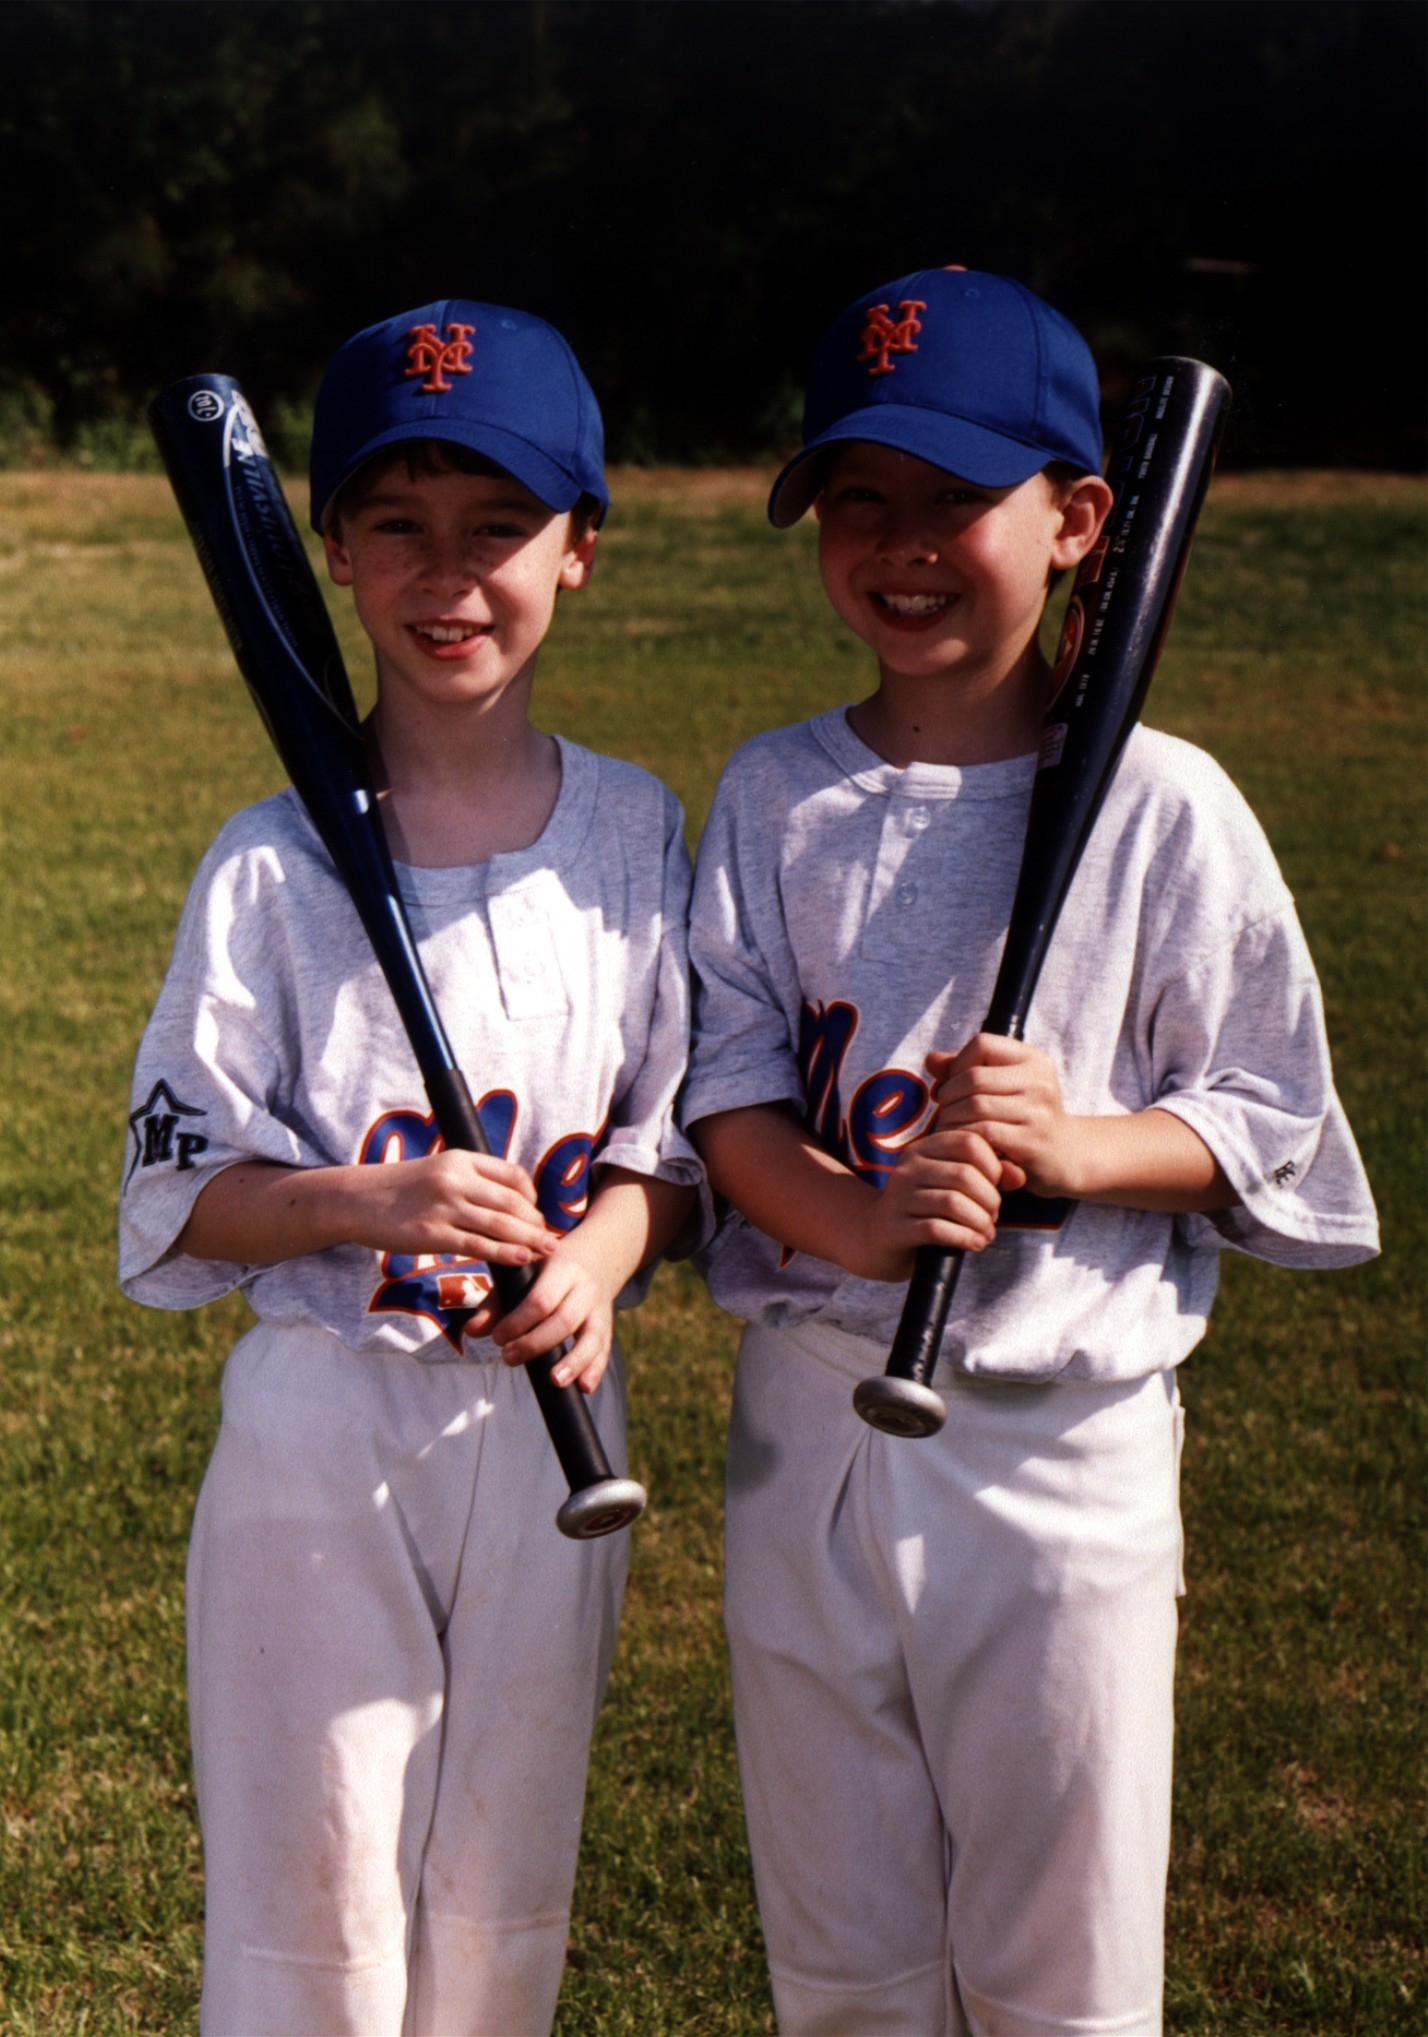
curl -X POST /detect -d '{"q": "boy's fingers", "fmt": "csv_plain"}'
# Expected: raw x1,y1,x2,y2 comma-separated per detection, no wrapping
441,1151,541,1206
929,1186,999,1230
451,1200,542,1238
490,1288,549,1345
468,1197,558,1246
938,1065,1053,1109
470,1151,539,1194
925,1033,1021,1080
966,1032,1040,1066
457,1234,536,1266
492,1265,589,1361
916,1169,1000,1220
918,1128,1003,1182
912,1215,994,1255
454,1179,548,1224
551,1326,610,1393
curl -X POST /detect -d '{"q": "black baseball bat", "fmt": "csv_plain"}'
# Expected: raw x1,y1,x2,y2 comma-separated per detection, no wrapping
149,373,646,1537
853,356,1233,1438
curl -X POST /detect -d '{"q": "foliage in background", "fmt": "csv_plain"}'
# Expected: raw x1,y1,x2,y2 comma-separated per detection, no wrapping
0,469,1423,2031
0,0,1424,468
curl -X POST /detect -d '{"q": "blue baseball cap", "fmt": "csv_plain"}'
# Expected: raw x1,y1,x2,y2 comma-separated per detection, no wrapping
768,267,1104,527
310,298,608,531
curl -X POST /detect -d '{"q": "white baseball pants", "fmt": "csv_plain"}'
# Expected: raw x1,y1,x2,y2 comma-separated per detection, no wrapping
724,1318,1185,2037
186,1319,628,2037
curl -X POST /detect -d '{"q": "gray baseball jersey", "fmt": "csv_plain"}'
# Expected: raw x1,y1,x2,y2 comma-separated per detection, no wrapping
684,709,1377,1378
121,737,702,1355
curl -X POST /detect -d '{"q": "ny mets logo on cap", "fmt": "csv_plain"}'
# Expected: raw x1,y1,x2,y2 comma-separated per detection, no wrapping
405,322,475,394
857,299,927,377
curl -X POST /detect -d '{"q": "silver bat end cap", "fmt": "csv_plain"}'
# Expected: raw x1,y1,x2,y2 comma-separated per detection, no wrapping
555,1477,648,1540
853,1375,948,1438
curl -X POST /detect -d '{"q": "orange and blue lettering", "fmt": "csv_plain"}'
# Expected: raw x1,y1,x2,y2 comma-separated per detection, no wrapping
363,1092,518,1350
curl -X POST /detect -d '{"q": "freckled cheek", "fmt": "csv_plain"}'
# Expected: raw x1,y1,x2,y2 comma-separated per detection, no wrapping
349,582,398,642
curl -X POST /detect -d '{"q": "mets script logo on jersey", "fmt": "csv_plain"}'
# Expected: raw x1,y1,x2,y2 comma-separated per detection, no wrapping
125,1080,209,1185
798,997,1071,1239
800,1000,930,1185
857,299,926,377
405,322,476,394
362,1094,605,1351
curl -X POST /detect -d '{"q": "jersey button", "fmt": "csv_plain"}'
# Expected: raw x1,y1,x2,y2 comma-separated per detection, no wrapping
896,880,918,907
906,804,932,833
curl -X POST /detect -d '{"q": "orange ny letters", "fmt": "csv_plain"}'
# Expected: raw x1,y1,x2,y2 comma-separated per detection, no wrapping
857,299,926,377
405,322,476,394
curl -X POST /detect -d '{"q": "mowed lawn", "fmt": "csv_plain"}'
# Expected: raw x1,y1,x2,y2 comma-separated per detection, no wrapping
0,467,1422,2034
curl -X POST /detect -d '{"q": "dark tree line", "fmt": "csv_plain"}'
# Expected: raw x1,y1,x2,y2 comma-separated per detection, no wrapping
1,0,1423,466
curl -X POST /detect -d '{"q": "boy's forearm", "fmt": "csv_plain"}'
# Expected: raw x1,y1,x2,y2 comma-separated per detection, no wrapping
553,1168,695,1298
177,1160,365,1264
694,1104,1238,1269
692,1106,877,1273
1053,1107,1238,1212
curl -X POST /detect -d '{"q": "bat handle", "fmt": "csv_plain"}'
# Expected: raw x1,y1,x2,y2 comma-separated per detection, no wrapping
487,1258,647,1539
854,1007,1022,1437
427,1070,647,1540
853,1245,965,1436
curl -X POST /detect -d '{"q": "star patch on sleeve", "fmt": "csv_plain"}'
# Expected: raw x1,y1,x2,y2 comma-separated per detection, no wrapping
126,1080,210,1185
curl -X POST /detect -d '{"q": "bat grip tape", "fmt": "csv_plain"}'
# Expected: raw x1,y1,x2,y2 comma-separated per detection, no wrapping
882,1011,1022,1389
886,1245,966,1388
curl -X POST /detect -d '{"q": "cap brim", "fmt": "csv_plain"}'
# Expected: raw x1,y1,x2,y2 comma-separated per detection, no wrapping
314,419,608,531
767,408,1065,527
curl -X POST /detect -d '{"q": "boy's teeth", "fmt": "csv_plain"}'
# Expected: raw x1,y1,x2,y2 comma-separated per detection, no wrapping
881,593,948,615
417,623,477,643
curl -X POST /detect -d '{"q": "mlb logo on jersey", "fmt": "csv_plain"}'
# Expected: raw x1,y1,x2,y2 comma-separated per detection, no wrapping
436,1269,493,1312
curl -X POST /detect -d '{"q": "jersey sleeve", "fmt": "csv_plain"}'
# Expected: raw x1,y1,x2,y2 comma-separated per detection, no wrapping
118,818,327,1309
1148,906,1378,1266
683,746,807,1129
1122,757,1379,1269
595,783,710,1260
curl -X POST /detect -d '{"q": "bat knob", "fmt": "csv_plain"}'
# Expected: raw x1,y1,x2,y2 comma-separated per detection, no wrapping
555,1476,648,1540
853,1375,947,1438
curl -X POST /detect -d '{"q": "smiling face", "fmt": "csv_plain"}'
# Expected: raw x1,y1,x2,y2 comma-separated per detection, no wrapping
816,444,1108,717
322,454,596,724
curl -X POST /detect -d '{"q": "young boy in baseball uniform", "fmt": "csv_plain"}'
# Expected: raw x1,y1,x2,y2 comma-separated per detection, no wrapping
683,267,1378,2036
120,299,701,2037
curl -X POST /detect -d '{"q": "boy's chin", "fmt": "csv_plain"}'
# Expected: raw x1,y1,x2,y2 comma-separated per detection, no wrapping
871,642,978,687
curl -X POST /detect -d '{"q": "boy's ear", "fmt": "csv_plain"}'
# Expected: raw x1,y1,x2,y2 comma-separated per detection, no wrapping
1050,475,1115,572
559,523,598,592
323,526,355,587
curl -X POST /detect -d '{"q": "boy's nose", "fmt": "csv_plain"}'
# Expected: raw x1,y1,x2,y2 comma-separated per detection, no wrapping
420,534,480,588
878,516,940,564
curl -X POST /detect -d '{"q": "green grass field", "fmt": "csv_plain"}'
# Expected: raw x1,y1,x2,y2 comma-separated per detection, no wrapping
0,468,1422,2033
